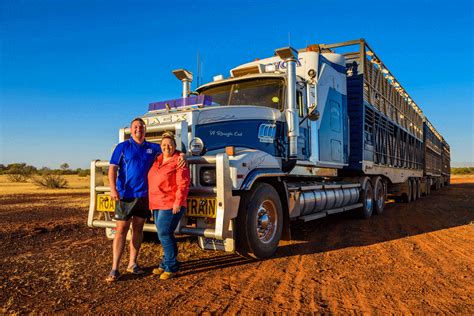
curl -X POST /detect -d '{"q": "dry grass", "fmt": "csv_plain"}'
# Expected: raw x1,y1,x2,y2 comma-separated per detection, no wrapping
0,175,92,195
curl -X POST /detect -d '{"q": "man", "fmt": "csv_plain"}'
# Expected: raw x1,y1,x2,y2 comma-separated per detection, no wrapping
106,118,185,282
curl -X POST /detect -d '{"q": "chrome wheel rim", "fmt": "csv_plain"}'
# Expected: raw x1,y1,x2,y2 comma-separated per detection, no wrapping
366,184,373,211
375,182,384,210
256,200,277,243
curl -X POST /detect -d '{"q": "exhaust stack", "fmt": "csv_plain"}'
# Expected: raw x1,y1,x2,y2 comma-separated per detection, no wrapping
275,47,299,159
172,68,193,98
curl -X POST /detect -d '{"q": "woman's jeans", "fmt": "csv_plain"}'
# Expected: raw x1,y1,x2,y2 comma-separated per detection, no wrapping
153,207,185,273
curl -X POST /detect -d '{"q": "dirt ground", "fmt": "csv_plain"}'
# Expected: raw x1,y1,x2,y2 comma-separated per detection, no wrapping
1,175,473,314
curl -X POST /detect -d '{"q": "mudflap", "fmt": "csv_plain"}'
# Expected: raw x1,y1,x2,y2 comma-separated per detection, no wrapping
197,236,235,253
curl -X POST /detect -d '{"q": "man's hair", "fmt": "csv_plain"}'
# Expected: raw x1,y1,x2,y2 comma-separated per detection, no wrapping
161,131,176,146
130,117,145,127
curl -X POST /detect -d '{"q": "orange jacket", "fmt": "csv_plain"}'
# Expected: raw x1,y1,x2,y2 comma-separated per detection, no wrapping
148,152,190,210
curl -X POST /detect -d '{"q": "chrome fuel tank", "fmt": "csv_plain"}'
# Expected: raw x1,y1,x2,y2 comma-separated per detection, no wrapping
299,187,359,215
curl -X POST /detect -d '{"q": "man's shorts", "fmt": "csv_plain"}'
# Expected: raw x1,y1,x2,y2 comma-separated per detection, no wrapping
114,197,150,221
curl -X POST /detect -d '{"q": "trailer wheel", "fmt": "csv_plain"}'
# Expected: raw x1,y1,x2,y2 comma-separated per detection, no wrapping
236,183,283,259
416,179,421,199
373,177,385,215
403,179,412,203
356,178,373,219
411,179,417,201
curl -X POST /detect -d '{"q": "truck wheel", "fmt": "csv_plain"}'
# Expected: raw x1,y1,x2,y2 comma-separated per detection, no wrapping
236,183,283,259
411,179,417,201
416,179,421,199
373,177,385,215
403,179,412,203
356,178,373,219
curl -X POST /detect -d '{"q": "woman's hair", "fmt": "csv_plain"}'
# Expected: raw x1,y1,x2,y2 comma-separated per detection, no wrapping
161,131,176,146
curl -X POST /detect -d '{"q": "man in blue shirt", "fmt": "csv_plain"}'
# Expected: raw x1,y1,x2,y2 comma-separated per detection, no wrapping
106,117,184,282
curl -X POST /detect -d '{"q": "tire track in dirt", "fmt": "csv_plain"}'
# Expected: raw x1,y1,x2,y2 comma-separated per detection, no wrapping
293,216,351,313
140,255,262,314
270,254,304,312
220,261,268,313
407,230,474,312
294,253,318,312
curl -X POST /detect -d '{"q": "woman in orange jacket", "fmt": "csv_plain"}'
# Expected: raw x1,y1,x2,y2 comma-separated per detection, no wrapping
148,132,190,279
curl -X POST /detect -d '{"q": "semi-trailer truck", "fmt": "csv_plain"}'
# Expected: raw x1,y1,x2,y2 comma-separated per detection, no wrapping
87,39,450,258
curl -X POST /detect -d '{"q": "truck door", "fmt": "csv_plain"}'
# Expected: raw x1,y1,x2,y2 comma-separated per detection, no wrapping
318,84,345,165
297,84,310,159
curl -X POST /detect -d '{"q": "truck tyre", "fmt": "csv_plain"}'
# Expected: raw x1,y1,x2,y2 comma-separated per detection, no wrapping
416,179,421,199
356,178,373,219
236,183,283,259
373,176,385,215
403,179,412,203
411,179,417,201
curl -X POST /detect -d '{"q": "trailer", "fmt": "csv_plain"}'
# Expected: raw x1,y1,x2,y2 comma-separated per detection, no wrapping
88,39,450,258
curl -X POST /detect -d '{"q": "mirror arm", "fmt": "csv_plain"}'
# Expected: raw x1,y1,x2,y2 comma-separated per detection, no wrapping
299,106,318,125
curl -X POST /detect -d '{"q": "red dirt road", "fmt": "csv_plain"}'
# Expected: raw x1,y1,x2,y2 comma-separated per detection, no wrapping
1,177,473,313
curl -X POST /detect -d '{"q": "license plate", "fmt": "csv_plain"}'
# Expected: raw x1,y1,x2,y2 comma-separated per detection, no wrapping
96,194,115,212
186,197,217,218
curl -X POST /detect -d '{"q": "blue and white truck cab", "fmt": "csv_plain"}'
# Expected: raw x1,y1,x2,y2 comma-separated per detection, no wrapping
88,39,448,258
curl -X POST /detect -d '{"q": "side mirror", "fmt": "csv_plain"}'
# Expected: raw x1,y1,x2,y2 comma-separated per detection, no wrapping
308,110,320,121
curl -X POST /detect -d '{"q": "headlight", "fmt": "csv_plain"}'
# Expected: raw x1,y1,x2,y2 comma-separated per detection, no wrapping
200,168,216,186
189,137,204,156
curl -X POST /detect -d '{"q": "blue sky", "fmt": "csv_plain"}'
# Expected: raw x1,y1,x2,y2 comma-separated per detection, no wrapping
1,0,473,168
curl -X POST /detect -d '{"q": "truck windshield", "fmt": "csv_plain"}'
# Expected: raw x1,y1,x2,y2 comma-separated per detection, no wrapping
199,78,285,110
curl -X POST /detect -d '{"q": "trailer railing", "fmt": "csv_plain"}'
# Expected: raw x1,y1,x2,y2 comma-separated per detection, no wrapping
315,39,425,140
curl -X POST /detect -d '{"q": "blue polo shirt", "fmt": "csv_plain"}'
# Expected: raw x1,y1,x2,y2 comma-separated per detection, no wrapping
110,138,161,199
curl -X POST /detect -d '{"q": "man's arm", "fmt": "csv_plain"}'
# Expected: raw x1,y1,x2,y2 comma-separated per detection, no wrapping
108,165,120,201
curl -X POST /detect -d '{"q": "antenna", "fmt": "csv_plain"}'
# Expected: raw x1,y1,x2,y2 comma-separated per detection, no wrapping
196,50,201,88
288,32,291,46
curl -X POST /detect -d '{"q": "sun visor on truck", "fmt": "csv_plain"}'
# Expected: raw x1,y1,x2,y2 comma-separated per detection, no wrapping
148,95,213,111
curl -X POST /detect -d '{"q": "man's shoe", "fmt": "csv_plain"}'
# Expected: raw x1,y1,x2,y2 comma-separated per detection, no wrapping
152,267,165,276
159,272,176,280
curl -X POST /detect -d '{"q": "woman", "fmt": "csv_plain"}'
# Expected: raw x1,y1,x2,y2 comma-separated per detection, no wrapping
148,132,190,280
